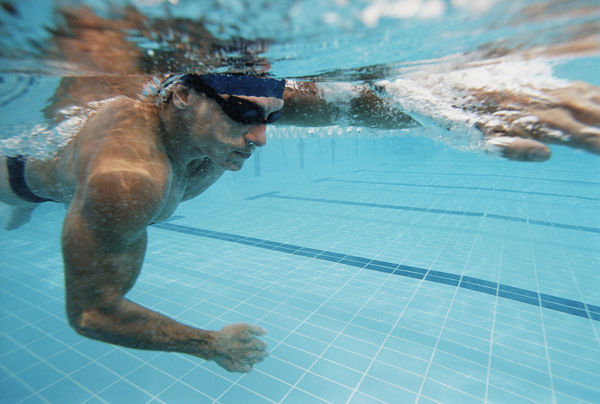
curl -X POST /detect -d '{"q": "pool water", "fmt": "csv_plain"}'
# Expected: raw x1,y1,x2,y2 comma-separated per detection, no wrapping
1,0,600,403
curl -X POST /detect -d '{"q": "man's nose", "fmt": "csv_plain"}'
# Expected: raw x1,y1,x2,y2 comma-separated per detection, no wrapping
244,124,267,147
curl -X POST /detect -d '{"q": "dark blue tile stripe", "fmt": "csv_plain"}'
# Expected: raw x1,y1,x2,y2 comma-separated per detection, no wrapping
152,222,599,322
353,169,600,187
249,192,600,234
323,178,600,202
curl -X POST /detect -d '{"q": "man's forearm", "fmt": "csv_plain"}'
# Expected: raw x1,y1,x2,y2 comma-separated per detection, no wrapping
69,298,216,359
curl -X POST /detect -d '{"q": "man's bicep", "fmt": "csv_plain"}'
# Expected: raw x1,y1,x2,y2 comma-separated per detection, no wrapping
61,202,148,315
61,171,160,317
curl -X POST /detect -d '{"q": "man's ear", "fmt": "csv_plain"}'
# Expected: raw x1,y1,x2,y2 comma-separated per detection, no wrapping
171,85,191,109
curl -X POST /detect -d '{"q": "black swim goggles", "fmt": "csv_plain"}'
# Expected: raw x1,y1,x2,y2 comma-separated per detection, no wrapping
178,74,284,125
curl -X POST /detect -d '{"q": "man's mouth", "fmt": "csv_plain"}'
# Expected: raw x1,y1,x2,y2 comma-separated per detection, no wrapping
233,150,252,159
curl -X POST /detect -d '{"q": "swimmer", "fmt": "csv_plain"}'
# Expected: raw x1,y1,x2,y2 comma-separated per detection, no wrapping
1,73,285,372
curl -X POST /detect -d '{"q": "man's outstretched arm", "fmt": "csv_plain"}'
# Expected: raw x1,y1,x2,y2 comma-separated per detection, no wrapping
279,80,421,129
279,78,600,162
62,170,267,373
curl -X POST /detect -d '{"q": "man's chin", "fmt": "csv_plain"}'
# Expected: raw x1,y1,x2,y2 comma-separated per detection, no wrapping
224,160,244,171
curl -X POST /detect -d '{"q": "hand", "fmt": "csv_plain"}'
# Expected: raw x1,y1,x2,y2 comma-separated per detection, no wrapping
211,323,268,373
476,81,600,161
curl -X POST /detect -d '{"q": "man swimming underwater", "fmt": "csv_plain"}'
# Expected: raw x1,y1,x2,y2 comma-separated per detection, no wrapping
0,73,291,372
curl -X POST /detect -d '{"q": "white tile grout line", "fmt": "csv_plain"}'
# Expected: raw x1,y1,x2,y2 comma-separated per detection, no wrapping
558,242,600,347
528,222,557,404
484,220,504,404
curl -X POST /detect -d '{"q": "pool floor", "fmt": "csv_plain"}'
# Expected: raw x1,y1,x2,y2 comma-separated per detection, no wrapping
1,136,599,403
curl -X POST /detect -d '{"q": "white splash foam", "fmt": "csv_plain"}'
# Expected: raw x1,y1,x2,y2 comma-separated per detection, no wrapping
360,0,446,27
0,97,125,158
378,57,571,150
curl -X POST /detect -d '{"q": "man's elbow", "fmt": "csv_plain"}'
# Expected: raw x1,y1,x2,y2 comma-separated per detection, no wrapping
66,302,105,339
66,305,92,337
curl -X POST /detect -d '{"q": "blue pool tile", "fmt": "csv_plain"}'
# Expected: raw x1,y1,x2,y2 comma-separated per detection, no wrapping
40,378,91,403
127,365,176,396
180,366,232,399
551,362,600,390
72,338,116,359
295,322,338,344
486,384,536,403
421,378,484,404
17,362,64,392
311,358,363,388
298,372,353,403
488,369,553,402
492,344,547,373
436,339,489,367
257,356,305,385
219,385,274,404
428,364,487,398
148,353,197,379
272,344,317,370
97,350,143,376
70,363,119,393
343,324,387,346
239,370,293,402
351,315,394,335
357,375,417,403
334,334,380,358
284,333,328,356
10,327,45,345
1,348,39,374
99,380,152,403
368,361,423,393
376,348,429,375
281,387,329,404
158,381,212,403
322,346,372,373
0,377,33,403
390,326,438,348
348,392,388,404
263,312,304,331
19,394,49,404
0,334,18,354
552,375,600,403
306,314,348,334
